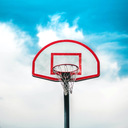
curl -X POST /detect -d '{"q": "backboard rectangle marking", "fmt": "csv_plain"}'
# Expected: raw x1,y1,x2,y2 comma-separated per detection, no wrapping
51,53,82,75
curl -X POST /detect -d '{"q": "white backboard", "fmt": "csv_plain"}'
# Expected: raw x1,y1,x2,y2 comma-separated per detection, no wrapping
32,40,100,81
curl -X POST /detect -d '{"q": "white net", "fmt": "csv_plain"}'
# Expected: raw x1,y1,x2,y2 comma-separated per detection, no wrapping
53,64,79,95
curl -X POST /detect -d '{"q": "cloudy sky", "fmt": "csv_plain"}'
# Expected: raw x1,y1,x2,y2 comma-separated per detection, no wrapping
0,0,128,128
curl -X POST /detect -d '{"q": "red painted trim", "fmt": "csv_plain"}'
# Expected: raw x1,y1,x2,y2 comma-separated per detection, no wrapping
51,53,54,75
33,73,59,81
32,39,100,82
50,53,82,75
79,53,82,75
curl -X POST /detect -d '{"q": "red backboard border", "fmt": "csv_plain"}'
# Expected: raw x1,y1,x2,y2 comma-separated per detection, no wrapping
32,39,100,81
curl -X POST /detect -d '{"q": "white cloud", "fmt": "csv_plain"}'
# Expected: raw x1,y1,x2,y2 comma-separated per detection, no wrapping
0,22,63,128
97,52,120,80
0,14,128,128
37,26,59,47
0,22,32,84
71,77,128,128
84,32,128,44
37,14,84,47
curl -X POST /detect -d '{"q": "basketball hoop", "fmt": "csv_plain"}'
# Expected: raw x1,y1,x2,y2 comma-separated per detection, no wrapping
53,64,79,95
32,40,100,128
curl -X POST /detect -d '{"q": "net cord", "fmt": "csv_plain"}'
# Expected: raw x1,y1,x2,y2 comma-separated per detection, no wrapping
53,64,79,95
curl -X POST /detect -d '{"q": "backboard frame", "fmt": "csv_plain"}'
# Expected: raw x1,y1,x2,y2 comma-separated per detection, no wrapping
32,39,100,82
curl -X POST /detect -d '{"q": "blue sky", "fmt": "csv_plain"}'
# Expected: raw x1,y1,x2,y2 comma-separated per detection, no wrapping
0,0,128,128
1,0,128,33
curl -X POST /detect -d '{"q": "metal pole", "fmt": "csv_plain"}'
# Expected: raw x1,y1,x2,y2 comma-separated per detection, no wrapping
64,93,70,128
